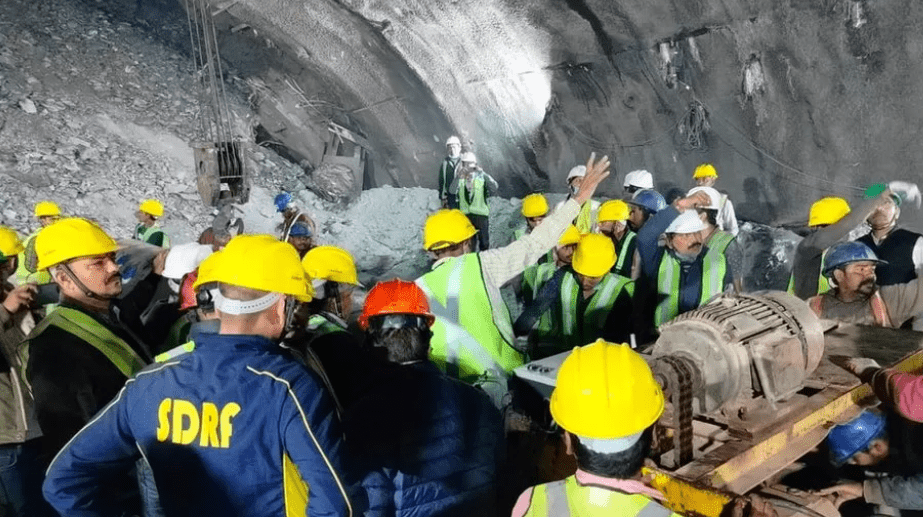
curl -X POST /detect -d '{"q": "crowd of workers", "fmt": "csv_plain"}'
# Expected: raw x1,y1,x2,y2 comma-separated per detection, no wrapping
0,137,922,517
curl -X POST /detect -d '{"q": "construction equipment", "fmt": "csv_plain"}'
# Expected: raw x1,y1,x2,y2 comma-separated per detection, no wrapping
184,0,250,207
514,290,923,516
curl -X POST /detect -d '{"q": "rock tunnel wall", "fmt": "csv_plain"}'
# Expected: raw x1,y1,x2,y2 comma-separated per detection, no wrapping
112,0,923,229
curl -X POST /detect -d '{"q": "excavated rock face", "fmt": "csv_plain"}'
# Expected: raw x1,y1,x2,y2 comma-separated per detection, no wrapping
60,0,923,228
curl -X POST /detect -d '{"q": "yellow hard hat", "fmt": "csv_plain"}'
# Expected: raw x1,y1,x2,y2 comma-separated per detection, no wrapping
521,194,549,218
558,225,581,247
35,218,119,271
423,209,478,251
572,233,616,277
302,245,360,286
808,197,851,227
194,251,221,288
551,340,665,439
693,163,718,179
34,201,62,218
0,227,24,258
139,199,164,218
597,199,630,222
192,234,313,302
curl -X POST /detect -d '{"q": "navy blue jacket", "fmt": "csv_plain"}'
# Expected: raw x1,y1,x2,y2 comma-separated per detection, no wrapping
42,332,353,517
345,361,503,517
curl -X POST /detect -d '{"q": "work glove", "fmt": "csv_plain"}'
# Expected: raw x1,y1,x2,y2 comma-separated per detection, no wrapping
845,357,881,382
889,181,922,208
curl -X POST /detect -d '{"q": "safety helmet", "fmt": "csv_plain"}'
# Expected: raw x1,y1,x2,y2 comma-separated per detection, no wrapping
274,192,294,213
687,186,722,210
0,227,24,259
34,201,62,218
551,340,665,440
865,183,901,207
808,197,851,227
358,278,435,330
623,170,654,190
194,251,221,287
446,135,461,146
423,209,478,251
35,218,119,271
521,194,549,218
597,200,630,222
460,152,477,164
162,243,213,280
288,223,312,238
192,234,313,302
302,245,360,286
567,165,587,182
629,189,667,214
693,163,718,179
822,241,886,278
572,234,617,277
558,225,582,247
828,411,886,466
138,199,164,218
665,210,707,234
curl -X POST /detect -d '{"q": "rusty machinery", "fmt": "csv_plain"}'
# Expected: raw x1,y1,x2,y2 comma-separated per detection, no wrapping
514,290,923,516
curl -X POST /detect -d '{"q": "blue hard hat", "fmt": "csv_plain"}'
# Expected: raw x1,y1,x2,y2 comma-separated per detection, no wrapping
629,189,667,214
822,241,887,278
828,410,886,466
274,192,293,213
288,223,312,238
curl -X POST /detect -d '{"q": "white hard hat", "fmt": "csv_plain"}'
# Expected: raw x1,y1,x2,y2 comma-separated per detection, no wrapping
460,152,477,163
687,186,722,210
567,165,587,181
624,169,654,189
446,136,461,146
664,210,707,234
162,243,213,280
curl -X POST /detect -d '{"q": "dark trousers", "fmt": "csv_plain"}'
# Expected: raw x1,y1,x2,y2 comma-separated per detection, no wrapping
468,214,490,250
0,439,55,517
444,193,459,210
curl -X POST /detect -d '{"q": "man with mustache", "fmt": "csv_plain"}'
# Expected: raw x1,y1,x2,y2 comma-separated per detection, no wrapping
22,218,157,460
636,190,732,333
807,241,923,326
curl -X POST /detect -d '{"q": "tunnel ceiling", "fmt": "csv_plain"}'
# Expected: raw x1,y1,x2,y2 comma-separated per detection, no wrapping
107,0,923,227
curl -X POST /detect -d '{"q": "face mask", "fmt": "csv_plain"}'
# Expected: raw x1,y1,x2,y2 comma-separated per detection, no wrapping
674,250,699,263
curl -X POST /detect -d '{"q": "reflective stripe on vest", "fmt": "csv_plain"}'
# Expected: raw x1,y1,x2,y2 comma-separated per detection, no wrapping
458,176,489,216
575,201,595,234
655,249,727,327
614,231,637,273
560,272,632,348
524,262,559,338
416,254,523,383
155,341,196,363
524,476,676,517
135,224,170,247
808,291,894,327
26,307,146,377
706,230,734,255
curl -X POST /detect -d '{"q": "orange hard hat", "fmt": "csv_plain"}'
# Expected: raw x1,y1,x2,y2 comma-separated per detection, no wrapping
358,278,435,330
178,270,199,311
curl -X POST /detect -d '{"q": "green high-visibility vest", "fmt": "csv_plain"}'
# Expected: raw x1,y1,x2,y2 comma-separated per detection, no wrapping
788,249,831,297
15,231,51,285
521,476,679,517
559,271,633,349
613,231,637,276
20,307,147,379
522,261,559,342
416,253,523,383
575,201,595,234
155,341,196,363
654,247,727,327
705,230,735,256
458,176,490,216
134,224,170,247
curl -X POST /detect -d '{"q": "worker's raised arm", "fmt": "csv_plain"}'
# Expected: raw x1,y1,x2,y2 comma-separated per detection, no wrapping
479,153,609,287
